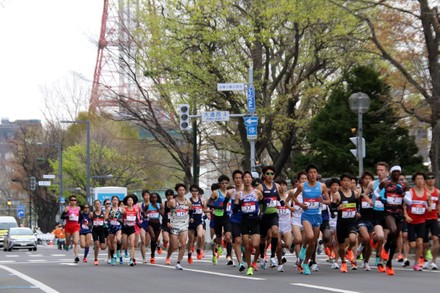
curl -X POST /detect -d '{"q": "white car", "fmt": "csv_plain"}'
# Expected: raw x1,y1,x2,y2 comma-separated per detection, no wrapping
3,227,37,251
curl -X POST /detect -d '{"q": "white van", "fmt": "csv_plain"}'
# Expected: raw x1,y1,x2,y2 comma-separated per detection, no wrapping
0,216,18,247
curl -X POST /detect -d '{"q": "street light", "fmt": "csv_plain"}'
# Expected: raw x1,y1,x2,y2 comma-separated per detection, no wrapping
7,198,12,216
61,120,91,205
349,92,371,178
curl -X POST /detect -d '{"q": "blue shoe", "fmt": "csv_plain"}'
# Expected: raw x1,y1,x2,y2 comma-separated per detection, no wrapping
375,256,380,266
119,257,124,265
125,251,129,258
302,261,311,275
111,256,116,266
299,246,306,260
117,250,121,258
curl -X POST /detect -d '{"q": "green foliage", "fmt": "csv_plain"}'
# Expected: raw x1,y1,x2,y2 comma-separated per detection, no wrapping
292,65,425,177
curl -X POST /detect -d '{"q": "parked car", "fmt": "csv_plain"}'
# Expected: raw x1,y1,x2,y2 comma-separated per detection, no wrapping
3,227,37,251
0,216,18,247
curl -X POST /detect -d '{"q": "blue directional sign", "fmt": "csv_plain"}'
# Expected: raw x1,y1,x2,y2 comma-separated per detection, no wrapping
17,205,25,218
247,87,256,113
244,116,258,127
246,125,257,140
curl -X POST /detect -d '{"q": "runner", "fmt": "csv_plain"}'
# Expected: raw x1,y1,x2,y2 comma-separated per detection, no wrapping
188,184,207,264
275,179,293,272
423,172,440,270
79,204,92,263
168,183,192,270
105,196,123,266
146,192,163,264
60,195,81,263
229,170,245,270
90,200,107,265
404,172,432,271
162,189,174,265
327,178,340,269
378,165,410,275
139,190,151,263
236,171,264,276
121,194,140,266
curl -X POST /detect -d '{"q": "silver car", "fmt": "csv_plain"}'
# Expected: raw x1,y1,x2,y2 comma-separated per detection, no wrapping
3,227,37,251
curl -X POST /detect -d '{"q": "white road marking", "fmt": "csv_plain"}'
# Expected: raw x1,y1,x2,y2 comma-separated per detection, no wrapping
0,261,15,263
5,255,19,258
291,283,360,293
29,254,43,257
29,260,46,262
60,263,77,266
50,254,66,257
149,263,265,280
0,264,59,293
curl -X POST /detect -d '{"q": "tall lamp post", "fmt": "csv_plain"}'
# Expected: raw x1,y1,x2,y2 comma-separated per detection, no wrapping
349,92,371,178
61,120,91,205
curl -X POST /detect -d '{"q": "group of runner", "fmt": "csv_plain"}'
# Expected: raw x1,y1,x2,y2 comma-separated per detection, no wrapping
59,161,440,276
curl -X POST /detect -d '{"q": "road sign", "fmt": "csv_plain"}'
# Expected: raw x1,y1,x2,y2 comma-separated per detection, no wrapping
349,137,366,158
247,87,255,113
217,83,245,91
244,116,258,126
38,181,51,187
246,125,257,140
43,174,56,179
201,111,230,122
17,205,25,218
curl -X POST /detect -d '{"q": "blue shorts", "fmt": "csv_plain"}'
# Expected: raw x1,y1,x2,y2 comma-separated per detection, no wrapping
108,224,122,234
357,220,374,233
301,213,322,228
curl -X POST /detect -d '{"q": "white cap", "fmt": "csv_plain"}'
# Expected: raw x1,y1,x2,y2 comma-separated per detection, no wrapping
390,165,402,173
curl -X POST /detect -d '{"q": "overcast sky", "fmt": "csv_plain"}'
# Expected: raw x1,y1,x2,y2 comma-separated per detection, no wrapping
0,0,103,122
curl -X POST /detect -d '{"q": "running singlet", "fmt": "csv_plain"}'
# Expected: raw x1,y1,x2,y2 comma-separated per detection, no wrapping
302,182,321,215
230,189,242,223
291,192,303,219
426,188,438,220
123,207,138,226
212,190,228,217
372,179,385,211
407,188,428,224
170,199,190,229
240,189,259,218
146,203,161,222
92,211,105,227
190,197,204,222
337,190,357,221
383,181,405,216
80,212,91,232
262,183,279,214
65,206,80,224
277,199,291,222
108,208,122,226
359,187,374,221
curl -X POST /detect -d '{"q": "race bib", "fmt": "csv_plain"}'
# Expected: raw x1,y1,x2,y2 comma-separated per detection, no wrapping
361,199,372,209
148,211,159,219
69,214,78,221
341,203,356,219
242,202,256,213
304,198,320,209
93,220,104,226
110,219,120,225
374,200,384,209
431,197,438,210
267,197,278,208
81,223,89,229
387,196,402,205
411,206,426,215
176,209,188,217
193,206,203,214
126,215,136,221
278,206,290,215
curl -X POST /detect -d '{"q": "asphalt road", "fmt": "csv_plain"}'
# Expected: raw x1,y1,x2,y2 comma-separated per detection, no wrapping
0,244,439,293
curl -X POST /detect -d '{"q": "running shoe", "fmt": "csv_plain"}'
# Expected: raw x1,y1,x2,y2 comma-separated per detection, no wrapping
119,257,124,265
299,246,306,260
340,262,348,273
380,245,389,261
111,257,116,266
212,255,218,265
150,257,156,264
176,263,183,270
296,259,303,272
419,257,425,266
117,250,121,258
260,258,267,270
64,246,69,252
413,264,423,271
375,256,380,266
331,262,340,269
238,262,246,272
277,264,284,272
226,256,233,266
251,261,259,271
356,244,364,260
301,261,311,275
362,262,371,271
386,264,394,275
166,258,171,265
83,257,87,263
377,263,386,273
403,258,410,267
346,249,354,262
397,253,404,262
74,256,80,263
350,260,357,270
129,259,134,267
94,260,99,266
431,263,438,270
246,267,254,276
197,251,203,260
426,249,433,261
143,259,148,264
107,258,111,264
311,263,319,271
270,257,277,268
133,258,137,265
281,256,287,264
422,261,430,270
124,251,129,258
157,247,163,255
217,246,223,256
188,256,193,264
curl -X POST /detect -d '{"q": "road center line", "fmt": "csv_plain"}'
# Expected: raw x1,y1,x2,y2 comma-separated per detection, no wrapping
291,283,360,293
150,264,265,280
0,265,59,293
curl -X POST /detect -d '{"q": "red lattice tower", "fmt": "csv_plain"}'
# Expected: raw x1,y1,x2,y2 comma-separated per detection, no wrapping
90,0,141,113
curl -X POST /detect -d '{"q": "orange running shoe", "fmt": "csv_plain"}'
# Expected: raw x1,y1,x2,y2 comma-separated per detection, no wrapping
157,247,163,255
197,252,203,260
370,237,378,249
386,265,394,275
380,245,389,261
150,257,156,264
397,253,404,262
166,258,171,265
377,263,386,273
188,256,193,264
340,262,348,273
252,261,259,271
347,249,354,262
325,247,331,257
94,260,99,266
419,257,425,266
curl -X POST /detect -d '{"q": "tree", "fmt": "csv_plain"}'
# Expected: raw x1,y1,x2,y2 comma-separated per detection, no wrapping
329,0,440,178
293,65,425,177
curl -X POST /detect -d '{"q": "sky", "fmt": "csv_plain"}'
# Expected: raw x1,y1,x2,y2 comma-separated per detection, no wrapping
0,0,103,122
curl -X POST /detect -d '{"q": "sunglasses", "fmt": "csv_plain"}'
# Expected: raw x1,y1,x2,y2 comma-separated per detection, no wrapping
84,206,90,208
427,176,435,180
105,203,111,205
191,190,199,193
70,199,77,202
265,172,275,176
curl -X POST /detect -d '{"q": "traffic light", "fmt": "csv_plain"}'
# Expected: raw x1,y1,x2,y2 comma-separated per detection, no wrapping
30,176,37,191
179,104,190,130
349,137,366,158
